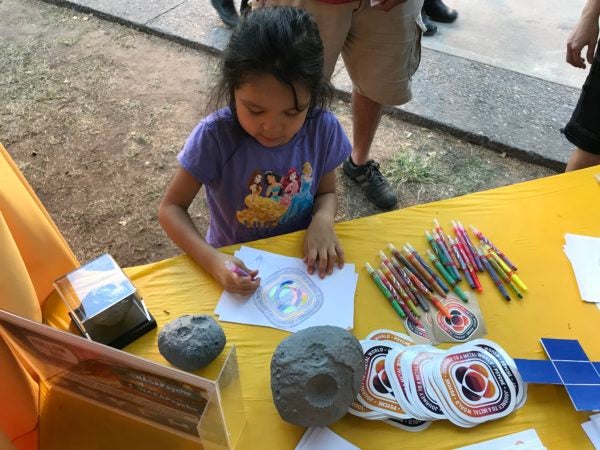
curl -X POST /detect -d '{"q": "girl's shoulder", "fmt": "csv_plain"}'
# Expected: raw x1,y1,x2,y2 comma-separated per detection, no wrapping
308,108,337,123
188,107,245,145
304,108,345,140
306,108,343,132
199,107,236,131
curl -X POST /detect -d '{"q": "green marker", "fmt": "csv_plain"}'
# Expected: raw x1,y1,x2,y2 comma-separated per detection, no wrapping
426,230,459,282
426,250,469,303
365,263,406,319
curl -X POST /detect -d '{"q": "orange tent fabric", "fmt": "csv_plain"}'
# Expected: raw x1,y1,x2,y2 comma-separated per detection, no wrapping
0,143,79,450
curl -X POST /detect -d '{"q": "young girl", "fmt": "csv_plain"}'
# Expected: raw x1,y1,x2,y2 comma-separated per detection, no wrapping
158,7,351,295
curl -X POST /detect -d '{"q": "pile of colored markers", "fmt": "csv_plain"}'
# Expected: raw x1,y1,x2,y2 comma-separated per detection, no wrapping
365,220,527,327
425,220,527,302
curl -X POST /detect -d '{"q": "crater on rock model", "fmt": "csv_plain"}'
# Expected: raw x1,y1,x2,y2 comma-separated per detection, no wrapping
158,315,226,371
270,325,364,427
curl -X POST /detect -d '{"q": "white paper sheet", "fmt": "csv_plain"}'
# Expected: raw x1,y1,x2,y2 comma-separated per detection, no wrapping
215,246,357,332
582,421,600,449
563,234,600,303
295,427,360,450
454,428,545,450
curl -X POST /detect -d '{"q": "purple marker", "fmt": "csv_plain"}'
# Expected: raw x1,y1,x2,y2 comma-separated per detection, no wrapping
224,260,252,278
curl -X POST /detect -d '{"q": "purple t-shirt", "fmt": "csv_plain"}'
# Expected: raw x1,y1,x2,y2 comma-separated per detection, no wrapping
177,107,351,248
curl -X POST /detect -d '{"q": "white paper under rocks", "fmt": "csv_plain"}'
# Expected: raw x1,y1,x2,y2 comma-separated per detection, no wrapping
563,233,600,303
295,427,360,450
455,428,545,449
215,246,357,332
349,330,526,430
582,413,600,449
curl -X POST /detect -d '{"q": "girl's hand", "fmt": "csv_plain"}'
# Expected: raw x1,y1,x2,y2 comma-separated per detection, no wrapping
304,215,344,278
209,253,260,295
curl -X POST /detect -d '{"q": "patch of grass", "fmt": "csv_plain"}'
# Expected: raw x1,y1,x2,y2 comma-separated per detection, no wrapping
134,134,152,146
385,150,440,185
443,155,498,195
0,27,118,147
113,30,138,49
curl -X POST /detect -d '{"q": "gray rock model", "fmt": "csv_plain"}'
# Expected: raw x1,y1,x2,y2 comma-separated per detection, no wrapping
158,315,226,371
271,325,364,427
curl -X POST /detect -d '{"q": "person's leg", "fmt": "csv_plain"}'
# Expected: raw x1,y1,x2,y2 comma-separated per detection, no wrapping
351,90,383,166
562,45,600,171
566,148,600,171
342,89,399,209
341,0,423,209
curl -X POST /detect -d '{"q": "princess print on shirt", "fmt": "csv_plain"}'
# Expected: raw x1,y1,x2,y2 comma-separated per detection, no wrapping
235,162,314,228
280,162,313,224
264,171,283,202
280,168,299,206
236,170,287,227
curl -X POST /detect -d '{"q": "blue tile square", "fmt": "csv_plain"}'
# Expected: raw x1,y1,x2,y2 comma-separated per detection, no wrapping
594,362,600,376
555,361,600,385
565,385,600,411
540,338,589,361
514,359,562,384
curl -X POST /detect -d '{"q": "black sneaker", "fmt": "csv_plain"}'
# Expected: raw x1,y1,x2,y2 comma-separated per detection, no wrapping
210,0,240,28
343,158,398,209
423,0,458,23
421,11,438,36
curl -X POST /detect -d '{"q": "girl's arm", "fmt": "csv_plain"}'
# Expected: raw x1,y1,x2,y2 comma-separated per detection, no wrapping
304,170,345,278
158,167,259,294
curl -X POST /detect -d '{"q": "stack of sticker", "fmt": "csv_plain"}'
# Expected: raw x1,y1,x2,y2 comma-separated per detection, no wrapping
349,330,526,430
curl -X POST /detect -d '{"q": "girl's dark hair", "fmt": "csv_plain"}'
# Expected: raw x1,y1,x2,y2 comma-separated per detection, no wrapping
211,6,333,115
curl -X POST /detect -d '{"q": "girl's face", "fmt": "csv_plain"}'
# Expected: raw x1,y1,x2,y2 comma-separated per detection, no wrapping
235,74,310,148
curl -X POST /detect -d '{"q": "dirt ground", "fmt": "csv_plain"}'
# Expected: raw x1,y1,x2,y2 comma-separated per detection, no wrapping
1,0,557,268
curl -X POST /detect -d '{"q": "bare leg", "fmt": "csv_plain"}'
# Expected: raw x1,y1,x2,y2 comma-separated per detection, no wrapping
565,147,600,171
343,89,397,209
351,89,383,166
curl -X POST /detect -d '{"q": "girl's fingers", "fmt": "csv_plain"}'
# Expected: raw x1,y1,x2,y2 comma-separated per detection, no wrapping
335,242,345,268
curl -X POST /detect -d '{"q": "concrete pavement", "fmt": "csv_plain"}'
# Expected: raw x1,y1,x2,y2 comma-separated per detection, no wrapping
42,0,586,170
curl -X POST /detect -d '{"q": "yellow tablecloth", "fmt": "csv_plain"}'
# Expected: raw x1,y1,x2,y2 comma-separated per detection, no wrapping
44,166,600,449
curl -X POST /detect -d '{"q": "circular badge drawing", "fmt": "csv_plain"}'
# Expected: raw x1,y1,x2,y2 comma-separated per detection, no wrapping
435,301,479,341
454,363,498,402
253,268,323,327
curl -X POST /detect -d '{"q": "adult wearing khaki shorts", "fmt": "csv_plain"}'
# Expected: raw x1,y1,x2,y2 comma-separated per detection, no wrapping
265,0,423,209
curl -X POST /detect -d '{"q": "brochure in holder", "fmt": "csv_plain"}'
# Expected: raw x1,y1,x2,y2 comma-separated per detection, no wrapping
53,253,156,348
0,309,246,449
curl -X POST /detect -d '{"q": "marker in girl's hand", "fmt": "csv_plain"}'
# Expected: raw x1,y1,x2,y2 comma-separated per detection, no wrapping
224,260,254,279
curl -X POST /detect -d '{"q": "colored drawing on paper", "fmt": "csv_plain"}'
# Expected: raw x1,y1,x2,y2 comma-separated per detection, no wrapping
253,268,323,327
